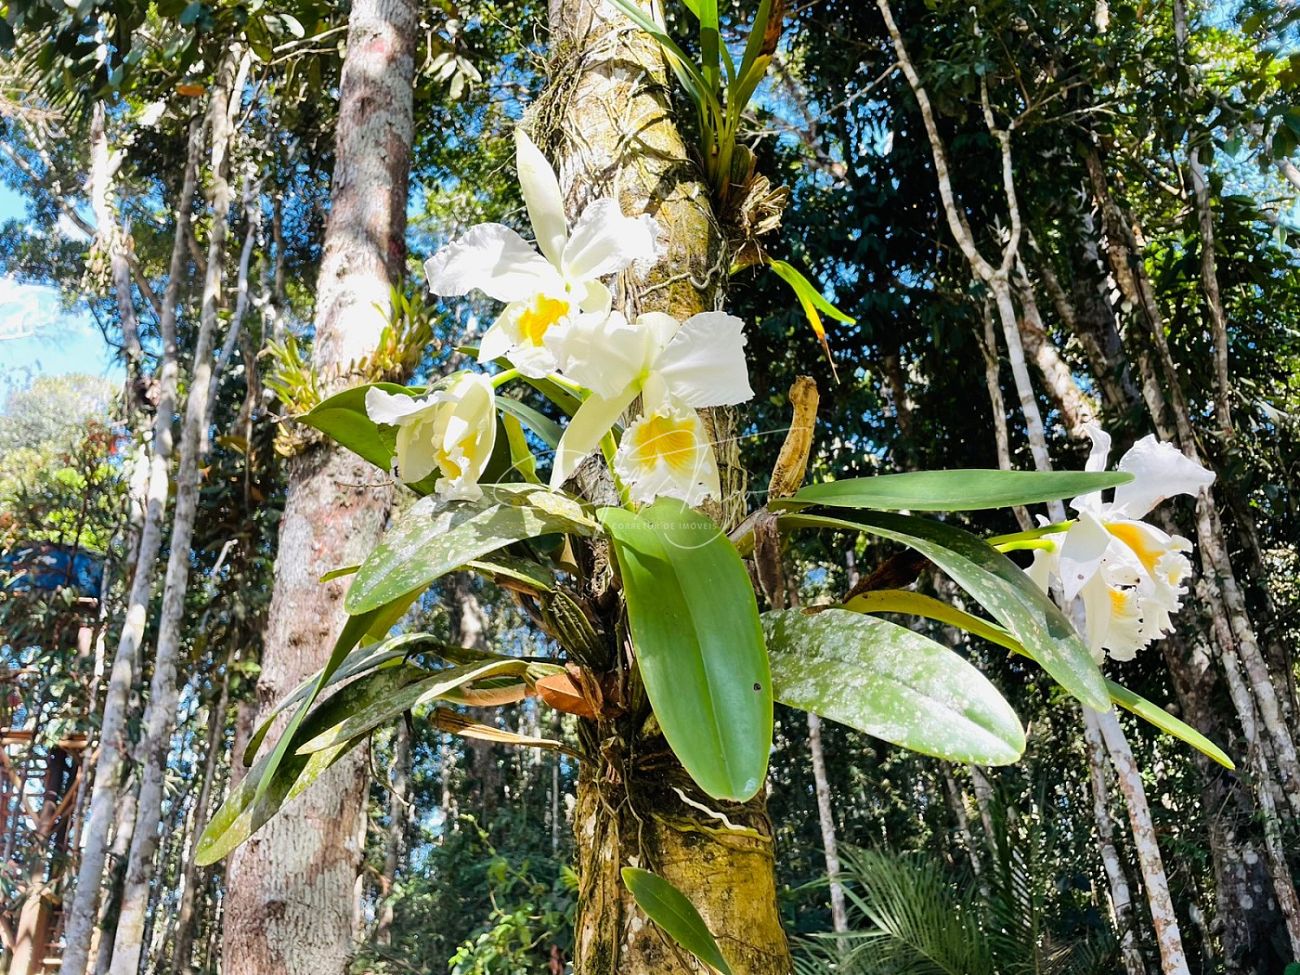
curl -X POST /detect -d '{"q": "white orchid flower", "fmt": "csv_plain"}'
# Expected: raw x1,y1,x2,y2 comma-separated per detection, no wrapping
613,403,722,507
1028,424,1215,661
547,310,753,489
424,129,661,378
365,373,497,501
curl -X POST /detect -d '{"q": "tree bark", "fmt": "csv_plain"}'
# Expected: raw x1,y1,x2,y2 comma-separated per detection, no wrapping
59,117,205,975
538,2,789,971
806,713,848,935
1081,710,1146,975
170,673,229,975
222,1,416,972
106,51,245,975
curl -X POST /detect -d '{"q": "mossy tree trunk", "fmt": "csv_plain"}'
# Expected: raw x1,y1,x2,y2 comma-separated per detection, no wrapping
533,2,792,972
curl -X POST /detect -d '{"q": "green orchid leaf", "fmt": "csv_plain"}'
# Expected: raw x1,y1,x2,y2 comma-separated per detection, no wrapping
775,469,1134,513
780,510,1110,711
345,484,598,615
496,394,563,448
621,868,734,975
1106,680,1235,770
764,608,1025,765
295,657,531,754
197,662,428,865
847,591,1235,770
601,498,771,801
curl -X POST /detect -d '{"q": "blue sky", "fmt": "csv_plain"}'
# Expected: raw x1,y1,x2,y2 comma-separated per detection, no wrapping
0,183,121,397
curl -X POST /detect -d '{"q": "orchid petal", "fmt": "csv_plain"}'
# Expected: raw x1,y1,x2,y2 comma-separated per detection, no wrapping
515,129,568,266
1058,510,1112,603
1070,423,1112,514
1113,436,1215,518
425,224,562,303
577,279,612,315
549,311,652,399
653,311,753,408
560,200,660,282
365,387,433,426
549,385,639,489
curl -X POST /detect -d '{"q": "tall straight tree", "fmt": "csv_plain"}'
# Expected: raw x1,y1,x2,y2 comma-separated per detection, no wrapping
59,115,206,975
534,1,792,971
222,0,417,971
105,48,246,975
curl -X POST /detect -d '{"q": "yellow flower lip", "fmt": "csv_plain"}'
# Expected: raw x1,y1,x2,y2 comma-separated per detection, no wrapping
1105,520,1163,574
628,412,700,474
518,293,571,346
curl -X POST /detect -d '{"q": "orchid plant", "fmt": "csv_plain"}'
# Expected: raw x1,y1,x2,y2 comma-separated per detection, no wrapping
199,128,1230,968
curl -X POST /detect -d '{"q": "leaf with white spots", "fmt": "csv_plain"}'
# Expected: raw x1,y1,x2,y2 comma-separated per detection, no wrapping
763,608,1025,765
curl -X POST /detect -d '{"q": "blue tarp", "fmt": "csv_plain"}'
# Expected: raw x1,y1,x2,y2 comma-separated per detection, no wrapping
0,543,102,598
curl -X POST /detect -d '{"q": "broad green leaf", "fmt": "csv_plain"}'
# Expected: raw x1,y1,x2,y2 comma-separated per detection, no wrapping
196,664,427,864
774,469,1133,513
601,499,771,801
299,381,420,470
345,484,598,615
621,868,734,975
241,631,457,765
763,608,1025,765
299,381,446,494
780,510,1110,711
844,589,1021,654
295,657,530,754
464,555,555,592
848,591,1235,770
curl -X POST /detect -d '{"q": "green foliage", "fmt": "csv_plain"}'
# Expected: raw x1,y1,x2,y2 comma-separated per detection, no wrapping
780,510,1109,711
774,469,1132,513
621,868,734,975
601,498,772,801
763,608,1025,765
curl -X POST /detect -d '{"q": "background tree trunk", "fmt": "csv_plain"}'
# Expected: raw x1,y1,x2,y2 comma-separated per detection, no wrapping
59,117,205,975
107,51,245,975
221,1,416,972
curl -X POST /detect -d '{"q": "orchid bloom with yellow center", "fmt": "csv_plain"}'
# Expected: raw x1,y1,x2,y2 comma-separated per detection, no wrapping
423,129,661,378
364,373,497,501
545,309,753,503
613,404,722,507
1028,424,1215,662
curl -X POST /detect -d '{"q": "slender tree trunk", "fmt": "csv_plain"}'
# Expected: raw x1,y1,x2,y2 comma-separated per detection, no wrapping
88,104,143,390
1082,711,1146,975
878,47,1194,954
222,2,416,972
375,720,410,946
538,2,790,971
88,771,139,975
1093,711,1191,974
1085,148,1300,816
170,673,229,975
1026,263,1300,967
106,51,245,975
806,713,848,935
60,117,205,975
